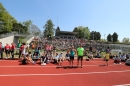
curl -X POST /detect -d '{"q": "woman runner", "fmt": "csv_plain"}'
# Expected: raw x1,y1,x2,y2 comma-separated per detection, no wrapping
69,46,76,67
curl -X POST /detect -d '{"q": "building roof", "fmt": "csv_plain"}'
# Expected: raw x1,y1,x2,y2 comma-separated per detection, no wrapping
59,31,78,35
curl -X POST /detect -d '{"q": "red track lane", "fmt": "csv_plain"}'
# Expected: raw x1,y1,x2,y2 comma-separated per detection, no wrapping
0,59,130,86
0,65,130,74
0,72,130,86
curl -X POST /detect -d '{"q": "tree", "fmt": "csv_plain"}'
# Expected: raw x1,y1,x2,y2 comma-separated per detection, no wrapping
43,19,55,37
96,32,101,40
84,27,90,39
73,27,78,38
12,22,29,34
0,3,16,33
107,34,112,42
112,32,118,42
90,31,101,40
72,26,90,39
55,26,60,36
122,37,129,44
78,28,84,38
22,20,32,30
73,27,78,32
90,31,94,40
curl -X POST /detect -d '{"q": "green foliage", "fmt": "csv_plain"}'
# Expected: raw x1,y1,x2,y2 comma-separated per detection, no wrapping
90,31,101,40
12,22,29,34
73,27,78,32
22,20,32,30
43,19,55,37
55,26,60,36
73,26,90,39
0,3,16,33
84,27,90,39
0,3,32,34
18,37,24,43
122,37,129,44
112,32,118,42
107,34,112,42
100,39,107,42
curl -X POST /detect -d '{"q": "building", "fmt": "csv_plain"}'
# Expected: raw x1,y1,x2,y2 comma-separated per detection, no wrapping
55,28,78,39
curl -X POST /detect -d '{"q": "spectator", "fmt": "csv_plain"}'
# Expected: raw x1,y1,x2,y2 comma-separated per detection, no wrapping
69,46,76,67
10,43,15,59
77,44,84,68
0,42,3,59
105,52,110,66
4,43,11,59
114,55,121,64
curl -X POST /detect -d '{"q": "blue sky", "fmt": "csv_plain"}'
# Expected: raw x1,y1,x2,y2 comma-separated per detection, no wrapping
0,0,130,41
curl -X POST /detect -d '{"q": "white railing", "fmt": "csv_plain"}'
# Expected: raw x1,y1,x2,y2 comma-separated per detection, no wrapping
0,33,29,38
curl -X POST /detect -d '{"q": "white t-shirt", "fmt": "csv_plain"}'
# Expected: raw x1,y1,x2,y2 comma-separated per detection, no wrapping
22,45,28,55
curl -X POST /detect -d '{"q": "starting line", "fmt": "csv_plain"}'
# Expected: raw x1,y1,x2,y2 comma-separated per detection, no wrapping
0,70,130,76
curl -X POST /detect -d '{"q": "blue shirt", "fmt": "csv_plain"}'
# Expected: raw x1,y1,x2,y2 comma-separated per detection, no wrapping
70,50,75,56
2,45,4,48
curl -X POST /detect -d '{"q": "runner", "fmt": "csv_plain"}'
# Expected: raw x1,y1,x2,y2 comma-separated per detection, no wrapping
69,46,76,67
77,44,84,68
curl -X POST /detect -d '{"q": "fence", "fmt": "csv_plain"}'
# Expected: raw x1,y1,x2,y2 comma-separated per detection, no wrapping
22,34,35,43
0,32,29,39
104,44,130,53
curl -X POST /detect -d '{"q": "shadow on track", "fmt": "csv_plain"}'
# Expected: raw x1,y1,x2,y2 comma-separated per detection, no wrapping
56,66,79,69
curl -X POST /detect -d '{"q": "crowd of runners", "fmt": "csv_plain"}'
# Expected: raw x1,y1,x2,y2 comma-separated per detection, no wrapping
0,37,130,67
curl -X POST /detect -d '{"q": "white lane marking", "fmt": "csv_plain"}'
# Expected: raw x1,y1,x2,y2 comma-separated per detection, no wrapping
0,64,123,68
0,70,130,76
113,84,130,86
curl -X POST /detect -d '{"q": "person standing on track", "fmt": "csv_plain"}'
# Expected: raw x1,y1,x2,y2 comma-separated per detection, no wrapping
10,43,15,60
4,43,11,59
69,46,76,67
77,44,84,68
19,43,24,59
0,42,3,59
105,52,110,66
22,43,27,56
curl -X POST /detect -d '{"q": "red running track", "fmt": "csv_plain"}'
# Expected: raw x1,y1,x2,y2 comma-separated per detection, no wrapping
0,59,130,86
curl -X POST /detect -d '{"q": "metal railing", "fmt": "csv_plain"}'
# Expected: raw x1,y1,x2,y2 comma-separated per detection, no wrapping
0,32,30,39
